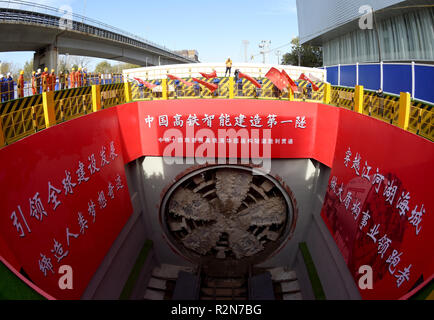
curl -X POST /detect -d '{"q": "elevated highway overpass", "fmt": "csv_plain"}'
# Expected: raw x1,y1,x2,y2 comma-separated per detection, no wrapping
0,0,197,71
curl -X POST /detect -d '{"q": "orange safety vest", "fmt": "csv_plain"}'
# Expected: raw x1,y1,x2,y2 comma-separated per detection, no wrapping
17,75,25,98
70,72,76,88
75,71,82,87
50,73,56,91
31,75,36,95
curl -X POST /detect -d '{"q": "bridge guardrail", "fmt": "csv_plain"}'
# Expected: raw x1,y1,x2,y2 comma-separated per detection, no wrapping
0,79,432,148
0,1,193,62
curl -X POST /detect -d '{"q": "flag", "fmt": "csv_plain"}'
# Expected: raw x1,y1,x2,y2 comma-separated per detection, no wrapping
239,72,262,88
192,78,218,93
199,70,217,79
281,70,298,93
167,74,193,87
299,73,319,91
309,73,322,82
265,67,287,91
134,78,157,89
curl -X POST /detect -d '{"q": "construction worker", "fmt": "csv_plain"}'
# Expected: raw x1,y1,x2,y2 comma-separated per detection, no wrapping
225,58,232,77
31,71,37,95
70,68,76,88
59,71,65,90
50,69,56,92
0,74,6,102
17,70,25,98
36,69,42,94
6,73,14,100
237,78,243,96
255,79,262,98
41,67,49,92
76,67,82,87
82,68,88,86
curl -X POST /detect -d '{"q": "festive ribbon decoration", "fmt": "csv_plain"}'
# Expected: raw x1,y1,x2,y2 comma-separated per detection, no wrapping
199,70,217,79
134,78,157,89
192,77,218,93
239,72,262,88
167,74,193,87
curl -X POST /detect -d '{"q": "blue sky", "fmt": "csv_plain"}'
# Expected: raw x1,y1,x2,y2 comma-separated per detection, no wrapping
0,0,299,69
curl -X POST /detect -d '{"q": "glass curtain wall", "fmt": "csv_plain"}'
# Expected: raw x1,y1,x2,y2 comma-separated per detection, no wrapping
323,7,434,66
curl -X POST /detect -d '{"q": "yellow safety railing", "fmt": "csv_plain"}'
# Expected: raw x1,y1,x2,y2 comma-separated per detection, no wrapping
0,79,433,148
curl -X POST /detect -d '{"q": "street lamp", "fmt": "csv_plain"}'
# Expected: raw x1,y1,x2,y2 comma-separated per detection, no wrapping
258,40,271,64
275,50,281,65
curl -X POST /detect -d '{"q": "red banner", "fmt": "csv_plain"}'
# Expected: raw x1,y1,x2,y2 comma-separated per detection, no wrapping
199,70,217,79
0,108,133,299
299,73,320,91
239,72,262,88
265,67,288,91
192,78,219,93
321,109,434,299
281,70,299,93
167,74,193,87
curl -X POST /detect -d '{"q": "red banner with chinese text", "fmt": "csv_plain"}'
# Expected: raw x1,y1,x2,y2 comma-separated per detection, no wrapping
321,109,434,299
0,109,133,299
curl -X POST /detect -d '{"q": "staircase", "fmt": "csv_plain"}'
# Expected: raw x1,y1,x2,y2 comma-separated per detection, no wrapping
267,267,303,300
200,276,248,300
143,264,302,300
143,264,196,300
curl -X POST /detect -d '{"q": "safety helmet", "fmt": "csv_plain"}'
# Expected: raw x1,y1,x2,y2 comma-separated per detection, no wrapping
37,69,41,73
51,69,55,73
72,68,75,71
7,72,11,77
155,81,161,85
307,83,312,87
0,74,3,79
174,80,180,85
78,67,82,71
44,67,48,72
20,70,24,75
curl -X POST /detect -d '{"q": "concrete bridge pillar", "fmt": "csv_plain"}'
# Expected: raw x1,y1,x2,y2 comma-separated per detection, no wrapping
33,45,58,72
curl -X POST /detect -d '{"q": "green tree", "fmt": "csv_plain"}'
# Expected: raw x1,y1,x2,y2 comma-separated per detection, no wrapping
282,37,323,68
110,63,140,74
94,61,113,74
23,59,34,79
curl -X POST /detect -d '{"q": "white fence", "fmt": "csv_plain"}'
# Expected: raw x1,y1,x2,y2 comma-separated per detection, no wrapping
123,63,326,82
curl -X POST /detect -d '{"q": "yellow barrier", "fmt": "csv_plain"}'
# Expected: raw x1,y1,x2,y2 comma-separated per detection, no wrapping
0,80,433,149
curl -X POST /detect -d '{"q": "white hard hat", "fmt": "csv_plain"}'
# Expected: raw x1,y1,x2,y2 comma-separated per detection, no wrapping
0,74,3,78
7,72,11,77
37,69,41,73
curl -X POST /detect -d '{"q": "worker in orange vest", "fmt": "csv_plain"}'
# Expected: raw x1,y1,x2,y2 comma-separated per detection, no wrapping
50,69,56,92
70,68,76,88
31,71,37,95
41,67,49,92
17,70,25,98
76,67,82,87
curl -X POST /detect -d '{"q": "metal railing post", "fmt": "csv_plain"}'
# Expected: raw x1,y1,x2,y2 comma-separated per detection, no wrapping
124,82,132,103
42,91,56,128
323,83,331,104
354,85,364,114
92,84,102,112
397,92,411,131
